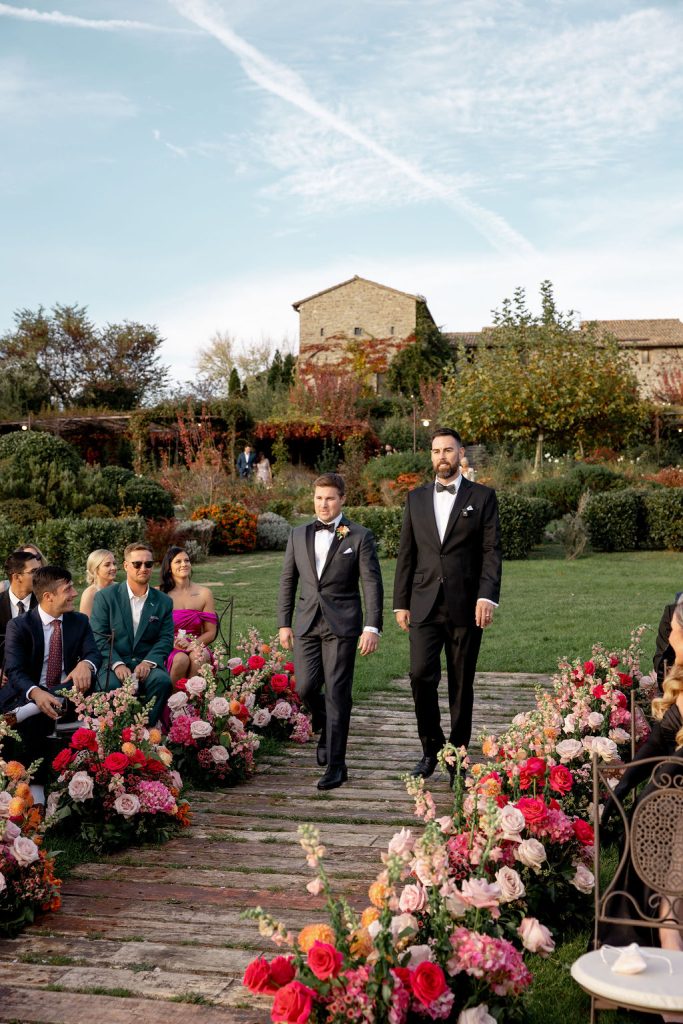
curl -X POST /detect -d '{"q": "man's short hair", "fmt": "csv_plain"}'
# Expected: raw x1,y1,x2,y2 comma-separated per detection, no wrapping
314,473,345,496
33,566,72,603
123,542,153,561
430,427,462,445
4,550,39,580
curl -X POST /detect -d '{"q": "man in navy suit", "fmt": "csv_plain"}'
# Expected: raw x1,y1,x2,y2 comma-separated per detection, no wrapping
393,428,502,778
278,473,383,790
0,549,41,676
236,444,256,479
3,565,101,801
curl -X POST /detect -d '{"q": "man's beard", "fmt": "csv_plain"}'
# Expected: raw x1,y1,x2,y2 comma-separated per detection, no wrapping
437,461,459,481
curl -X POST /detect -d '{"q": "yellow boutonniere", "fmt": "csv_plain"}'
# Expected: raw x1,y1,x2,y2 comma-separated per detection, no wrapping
336,525,350,541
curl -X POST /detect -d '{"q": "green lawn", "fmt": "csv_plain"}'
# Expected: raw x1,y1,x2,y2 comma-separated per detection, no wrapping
189,546,682,690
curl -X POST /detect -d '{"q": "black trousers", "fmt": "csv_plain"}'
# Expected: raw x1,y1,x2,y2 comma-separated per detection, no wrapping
3,712,57,784
294,612,358,769
409,593,482,756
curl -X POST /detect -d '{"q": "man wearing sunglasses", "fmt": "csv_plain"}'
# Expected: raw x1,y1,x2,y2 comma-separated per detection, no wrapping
90,542,173,725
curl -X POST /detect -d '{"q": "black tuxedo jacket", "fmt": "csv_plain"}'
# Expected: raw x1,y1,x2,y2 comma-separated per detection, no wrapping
0,590,38,668
277,516,383,638
1,607,102,712
393,479,502,626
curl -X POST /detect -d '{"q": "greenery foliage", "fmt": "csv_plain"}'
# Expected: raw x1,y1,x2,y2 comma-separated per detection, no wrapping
643,489,683,551
256,512,291,551
344,505,404,557
122,477,174,519
517,464,629,517
582,489,646,552
0,498,49,526
497,493,554,559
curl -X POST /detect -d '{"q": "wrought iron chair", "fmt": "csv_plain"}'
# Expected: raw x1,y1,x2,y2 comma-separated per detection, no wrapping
215,596,235,657
571,752,683,1022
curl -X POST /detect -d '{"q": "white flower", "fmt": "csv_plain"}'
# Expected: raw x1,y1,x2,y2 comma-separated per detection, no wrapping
403,944,433,966
114,792,141,818
583,736,618,762
185,676,207,697
458,1006,496,1024
495,866,526,902
390,913,418,939
251,708,272,728
498,804,526,839
555,739,583,762
167,691,188,712
209,745,229,763
0,791,12,818
271,701,292,720
586,711,604,730
518,916,555,955
570,863,595,894
68,771,94,802
208,697,231,718
563,714,577,733
12,836,39,866
515,838,547,871
190,719,213,739
609,728,630,744
387,828,414,859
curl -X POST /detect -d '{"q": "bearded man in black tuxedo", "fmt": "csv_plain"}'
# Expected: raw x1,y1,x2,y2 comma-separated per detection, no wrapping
393,428,502,778
277,473,383,790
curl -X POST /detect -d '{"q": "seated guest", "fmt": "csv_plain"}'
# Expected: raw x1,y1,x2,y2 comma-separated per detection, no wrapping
0,550,42,676
90,542,173,726
601,598,683,952
159,546,218,686
2,565,101,806
0,544,45,596
653,592,682,688
79,549,117,617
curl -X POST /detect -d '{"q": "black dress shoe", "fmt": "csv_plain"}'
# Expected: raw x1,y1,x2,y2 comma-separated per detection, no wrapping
316,740,328,767
410,755,438,779
317,766,348,791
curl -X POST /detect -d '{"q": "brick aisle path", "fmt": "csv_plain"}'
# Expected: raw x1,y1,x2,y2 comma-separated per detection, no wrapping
0,673,546,1024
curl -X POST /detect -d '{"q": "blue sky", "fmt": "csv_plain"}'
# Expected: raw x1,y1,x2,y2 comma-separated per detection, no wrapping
2,0,682,383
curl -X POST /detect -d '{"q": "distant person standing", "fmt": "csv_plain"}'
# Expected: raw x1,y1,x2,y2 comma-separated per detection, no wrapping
255,451,273,488
237,444,256,479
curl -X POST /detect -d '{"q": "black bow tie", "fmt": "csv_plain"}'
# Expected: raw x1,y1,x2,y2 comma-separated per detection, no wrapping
315,520,336,532
435,482,456,495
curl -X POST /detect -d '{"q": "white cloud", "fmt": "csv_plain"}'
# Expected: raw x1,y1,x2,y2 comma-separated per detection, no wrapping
0,2,193,33
0,56,136,119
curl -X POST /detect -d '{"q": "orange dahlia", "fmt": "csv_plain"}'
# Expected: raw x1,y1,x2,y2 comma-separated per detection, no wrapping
148,728,162,745
350,927,373,957
360,906,380,927
4,760,26,780
297,923,336,951
368,881,392,908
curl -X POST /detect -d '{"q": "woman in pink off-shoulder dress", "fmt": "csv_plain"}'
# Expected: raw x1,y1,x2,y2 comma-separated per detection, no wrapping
159,546,218,686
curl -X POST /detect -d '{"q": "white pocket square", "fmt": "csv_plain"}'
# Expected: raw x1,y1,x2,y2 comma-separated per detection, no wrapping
342,547,353,555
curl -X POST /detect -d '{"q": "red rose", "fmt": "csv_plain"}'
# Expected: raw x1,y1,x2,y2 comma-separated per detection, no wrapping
146,758,166,775
592,684,606,699
175,677,188,691
614,691,627,708
248,655,266,670
52,747,75,771
269,956,296,989
609,656,619,668
411,962,447,1006
289,677,297,691
496,794,509,808
573,818,594,846
103,752,129,774
307,940,343,981
548,764,573,794
618,673,633,688
128,749,147,767
284,662,295,673
121,727,134,742
271,673,289,693
236,704,250,724
71,728,98,752
243,957,273,994
516,796,548,826
525,757,547,779
271,980,316,1023
583,660,596,676
231,664,246,676
392,966,413,987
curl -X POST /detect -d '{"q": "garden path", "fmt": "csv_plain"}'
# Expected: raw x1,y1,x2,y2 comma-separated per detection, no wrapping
0,672,546,1024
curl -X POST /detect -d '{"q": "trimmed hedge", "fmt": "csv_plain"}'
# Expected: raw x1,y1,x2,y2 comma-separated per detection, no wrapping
344,506,404,558
518,465,628,517
644,489,683,551
0,516,145,579
498,493,553,560
583,489,647,552
362,452,431,485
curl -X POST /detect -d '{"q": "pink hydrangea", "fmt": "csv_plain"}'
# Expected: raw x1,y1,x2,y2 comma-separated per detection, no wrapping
167,715,195,745
135,780,176,814
448,927,532,996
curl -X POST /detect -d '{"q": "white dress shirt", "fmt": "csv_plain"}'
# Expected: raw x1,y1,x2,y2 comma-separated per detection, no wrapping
313,515,379,635
8,588,29,618
25,606,97,699
112,584,154,670
433,473,462,543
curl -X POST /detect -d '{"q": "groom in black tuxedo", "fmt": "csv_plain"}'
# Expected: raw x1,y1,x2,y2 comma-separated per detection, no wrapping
393,428,502,778
278,473,383,790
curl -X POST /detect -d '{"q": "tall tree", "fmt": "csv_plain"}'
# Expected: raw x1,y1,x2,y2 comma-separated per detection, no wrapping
386,300,454,398
441,281,648,464
196,331,237,397
83,321,169,409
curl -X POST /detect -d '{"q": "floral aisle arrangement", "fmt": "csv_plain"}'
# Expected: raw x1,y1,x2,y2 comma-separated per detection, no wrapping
165,664,260,788
47,679,190,853
480,630,654,815
224,629,312,745
0,723,61,937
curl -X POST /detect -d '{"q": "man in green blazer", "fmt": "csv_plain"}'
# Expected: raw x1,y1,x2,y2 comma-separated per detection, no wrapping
90,542,173,725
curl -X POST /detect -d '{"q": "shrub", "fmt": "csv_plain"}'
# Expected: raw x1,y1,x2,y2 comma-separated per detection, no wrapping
31,519,72,565
518,464,628,517
643,489,683,551
583,489,646,552
266,498,294,521
122,477,174,519
144,518,187,561
0,430,84,514
81,504,114,519
0,498,49,526
84,466,135,510
646,466,683,488
256,512,291,551
183,539,204,564
497,493,553,560
191,502,257,554
363,452,431,486
344,506,404,557
0,429,81,474
177,519,215,558
0,521,22,557
62,517,146,578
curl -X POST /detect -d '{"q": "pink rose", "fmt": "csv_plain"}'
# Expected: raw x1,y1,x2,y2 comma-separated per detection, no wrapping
458,1007,496,1024
460,878,501,910
208,697,231,718
272,701,292,720
185,676,207,697
251,708,272,728
399,883,427,913
114,792,141,818
515,838,547,871
271,980,316,1023
209,745,230,763
0,871,5,894
570,863,595,894
518,916,555,955
67,771,94,802
190,719,213,739
495,866,525,902
12,836,39,867
0,791,12,818
307,940,343,980
555,739,583,762
498,804,525,837
387,827,415,859
167,691,188,712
